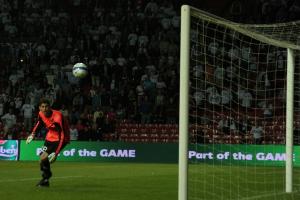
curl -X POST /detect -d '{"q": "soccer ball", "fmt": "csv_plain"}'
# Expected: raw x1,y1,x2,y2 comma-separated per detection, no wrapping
72,63,88,78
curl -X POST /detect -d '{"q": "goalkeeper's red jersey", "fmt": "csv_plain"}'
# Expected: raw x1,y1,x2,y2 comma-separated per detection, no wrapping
32,110,70,154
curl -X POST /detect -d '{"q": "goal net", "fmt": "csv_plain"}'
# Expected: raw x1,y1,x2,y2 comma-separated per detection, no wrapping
179,5,300,200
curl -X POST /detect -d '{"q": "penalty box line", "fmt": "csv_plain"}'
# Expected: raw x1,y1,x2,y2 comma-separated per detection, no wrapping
238,190,300,200
0,176,85,183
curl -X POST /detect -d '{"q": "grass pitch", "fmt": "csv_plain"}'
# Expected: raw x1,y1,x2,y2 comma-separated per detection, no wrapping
189,164,300,200
1,161,300,200
0,161,177,200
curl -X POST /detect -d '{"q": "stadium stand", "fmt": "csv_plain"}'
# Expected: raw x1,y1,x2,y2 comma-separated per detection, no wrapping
0,0,299,144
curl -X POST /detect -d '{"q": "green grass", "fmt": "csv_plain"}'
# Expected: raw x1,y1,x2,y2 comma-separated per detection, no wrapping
188,164,300,200
0,161,178,200
1,161,300,200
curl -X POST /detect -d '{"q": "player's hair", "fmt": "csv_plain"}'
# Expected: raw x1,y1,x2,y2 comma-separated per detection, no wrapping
39,97,51,106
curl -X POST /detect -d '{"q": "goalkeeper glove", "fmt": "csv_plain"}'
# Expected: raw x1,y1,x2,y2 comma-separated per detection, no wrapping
26,134,34,144
48,152,57,163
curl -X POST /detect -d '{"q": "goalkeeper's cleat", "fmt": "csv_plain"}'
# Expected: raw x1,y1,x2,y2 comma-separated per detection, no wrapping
36,178,50,187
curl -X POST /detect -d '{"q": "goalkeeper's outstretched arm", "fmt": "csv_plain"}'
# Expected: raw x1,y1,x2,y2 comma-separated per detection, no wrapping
26,117,43,144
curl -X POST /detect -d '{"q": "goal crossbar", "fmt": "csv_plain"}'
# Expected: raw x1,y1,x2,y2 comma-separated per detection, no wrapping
189,6,300,50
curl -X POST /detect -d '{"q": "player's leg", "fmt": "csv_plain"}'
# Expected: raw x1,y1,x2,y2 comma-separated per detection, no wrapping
36,151,51,187
40,152,52,179
37,142,55,187
36,141,65,187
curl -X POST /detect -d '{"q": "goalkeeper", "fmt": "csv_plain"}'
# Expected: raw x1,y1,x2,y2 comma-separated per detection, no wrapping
26,98,70,187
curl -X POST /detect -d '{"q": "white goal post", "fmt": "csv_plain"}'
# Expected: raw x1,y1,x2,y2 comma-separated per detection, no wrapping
178,5,190,200
179,5,300,200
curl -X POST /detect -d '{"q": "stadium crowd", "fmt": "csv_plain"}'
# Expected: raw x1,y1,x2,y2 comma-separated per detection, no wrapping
0,0,299,144
0,0,181,141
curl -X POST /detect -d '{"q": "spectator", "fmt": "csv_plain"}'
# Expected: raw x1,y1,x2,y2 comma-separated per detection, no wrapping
240,89,253,110
70,124,79,141
156,76,167,90
229,117,238,134
207,86,221,108
217,116,230,135
257,71,271,96
127,89,137,120
75,119,87,141
258,100,273,121
208,41,219,56
165,96,178,124
214,65,225,86
193,64,205,80
155,89,166,114
14,94,23,114
139,95,153,124
72,93,84,111
103,107,117,134
237,116,251,135
93,106,105,139
250,121,264,144
136,80,145,104
0,0,295,145
144,0,158,17
0,98,5,117
1,108,17,139
220,87,232,106
60,104,69,119
225,64,238,85
289,1,300,20
193,89,205,107
228,0,243,22
115,103,126,121
21,99,35,132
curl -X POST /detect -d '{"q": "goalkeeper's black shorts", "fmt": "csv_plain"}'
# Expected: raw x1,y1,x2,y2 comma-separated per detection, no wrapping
40,140,68,155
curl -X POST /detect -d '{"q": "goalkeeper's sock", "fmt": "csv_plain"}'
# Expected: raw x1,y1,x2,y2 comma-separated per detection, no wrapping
40,159,50,170
40,159,52,179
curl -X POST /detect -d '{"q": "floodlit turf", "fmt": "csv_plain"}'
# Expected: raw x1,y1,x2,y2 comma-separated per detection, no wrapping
188,164,300,200
0,161,178,200
1,161,300,200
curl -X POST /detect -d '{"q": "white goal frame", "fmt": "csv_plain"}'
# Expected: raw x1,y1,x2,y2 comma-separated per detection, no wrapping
178,5,297,200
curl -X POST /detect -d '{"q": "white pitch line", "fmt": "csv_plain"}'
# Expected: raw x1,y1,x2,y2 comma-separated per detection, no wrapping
238,190,300,200
0,176,85,183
